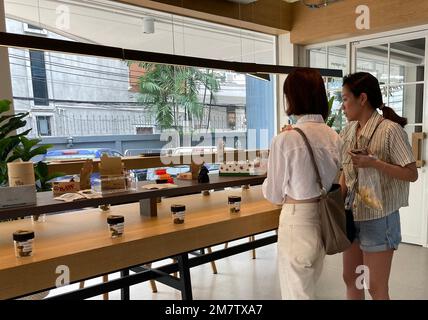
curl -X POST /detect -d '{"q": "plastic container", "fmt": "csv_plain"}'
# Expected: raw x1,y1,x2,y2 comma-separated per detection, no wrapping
171,204,186,224
228,196,241,214
13,230,35,257
92,172,135,194
107,215,124,238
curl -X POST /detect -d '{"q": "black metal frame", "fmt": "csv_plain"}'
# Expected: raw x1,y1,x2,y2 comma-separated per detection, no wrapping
28,231,278,300
0,32,343,78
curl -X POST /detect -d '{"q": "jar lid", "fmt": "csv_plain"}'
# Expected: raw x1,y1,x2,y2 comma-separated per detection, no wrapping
107,215,124,224
228,196,241,203
13,230,35,241
171,204,186,212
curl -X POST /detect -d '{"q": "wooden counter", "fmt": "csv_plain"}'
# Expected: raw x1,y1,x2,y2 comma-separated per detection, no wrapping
0,175,266,220
0,185,280,299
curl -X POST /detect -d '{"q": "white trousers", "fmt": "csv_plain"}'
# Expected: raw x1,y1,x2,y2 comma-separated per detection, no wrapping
277,203,325,300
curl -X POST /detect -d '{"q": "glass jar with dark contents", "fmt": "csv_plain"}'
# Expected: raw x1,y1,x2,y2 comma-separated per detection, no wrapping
13,230,35,257
171,205,186,224
228,196,241,214
107,215,125,238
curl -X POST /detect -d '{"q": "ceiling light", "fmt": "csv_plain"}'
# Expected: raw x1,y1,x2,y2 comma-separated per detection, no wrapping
142,17,155,34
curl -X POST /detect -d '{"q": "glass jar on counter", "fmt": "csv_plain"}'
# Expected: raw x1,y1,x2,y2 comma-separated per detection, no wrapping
228,196,241,214
13,230,35,258
107,215,125,238
171,205,186,224
31,214,46,223
99,204,111,212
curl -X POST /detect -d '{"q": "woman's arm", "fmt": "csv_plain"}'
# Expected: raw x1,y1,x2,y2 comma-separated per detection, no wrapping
262,136,288,205
372,159,418,182
348,152,418,182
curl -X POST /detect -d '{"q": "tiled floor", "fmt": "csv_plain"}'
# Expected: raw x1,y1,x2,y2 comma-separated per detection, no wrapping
46,232,428,300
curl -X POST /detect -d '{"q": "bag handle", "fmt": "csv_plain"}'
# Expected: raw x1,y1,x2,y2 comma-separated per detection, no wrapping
293,127,326,196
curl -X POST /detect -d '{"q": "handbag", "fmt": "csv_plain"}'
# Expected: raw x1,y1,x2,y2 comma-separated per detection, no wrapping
294,127,351,255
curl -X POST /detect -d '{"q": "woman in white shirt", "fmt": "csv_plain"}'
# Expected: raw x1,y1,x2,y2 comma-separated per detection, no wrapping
262,68,342,299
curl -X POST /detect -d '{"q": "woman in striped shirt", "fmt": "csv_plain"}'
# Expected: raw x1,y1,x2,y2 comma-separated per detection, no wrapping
339,72,418,300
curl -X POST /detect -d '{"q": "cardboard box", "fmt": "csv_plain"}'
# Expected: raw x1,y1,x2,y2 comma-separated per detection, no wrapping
52,180,80,196
0,185,37,208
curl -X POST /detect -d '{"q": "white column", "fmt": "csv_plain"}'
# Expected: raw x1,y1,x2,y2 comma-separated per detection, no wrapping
276,33,296,133
0,0,14,113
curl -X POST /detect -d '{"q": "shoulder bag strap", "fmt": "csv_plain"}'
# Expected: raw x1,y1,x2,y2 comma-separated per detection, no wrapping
354,118,384,150
293,127,326,195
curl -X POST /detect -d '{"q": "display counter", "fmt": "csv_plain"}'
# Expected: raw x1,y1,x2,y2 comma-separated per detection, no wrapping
0,175,266,220
0,185,280,300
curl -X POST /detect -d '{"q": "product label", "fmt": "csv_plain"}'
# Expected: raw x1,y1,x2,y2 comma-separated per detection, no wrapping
18,240,33,252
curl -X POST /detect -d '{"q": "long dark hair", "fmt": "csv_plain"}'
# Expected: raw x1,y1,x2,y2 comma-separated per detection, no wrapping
284,68,329,121
343,72,407,127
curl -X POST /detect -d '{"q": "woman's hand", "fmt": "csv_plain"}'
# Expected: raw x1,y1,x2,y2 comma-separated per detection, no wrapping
348,151,377,169
281,124,293,132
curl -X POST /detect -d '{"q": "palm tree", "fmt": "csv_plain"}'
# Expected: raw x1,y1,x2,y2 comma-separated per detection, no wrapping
130,62,222,131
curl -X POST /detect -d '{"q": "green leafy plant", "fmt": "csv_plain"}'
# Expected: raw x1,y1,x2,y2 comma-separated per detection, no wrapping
326,96,336,127
129,62,222,131
0,99,63,190
325,96,344,133
0,100,31,185
34,161,65,192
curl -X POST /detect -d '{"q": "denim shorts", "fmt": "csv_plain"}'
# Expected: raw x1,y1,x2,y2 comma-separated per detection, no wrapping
354,211,402,253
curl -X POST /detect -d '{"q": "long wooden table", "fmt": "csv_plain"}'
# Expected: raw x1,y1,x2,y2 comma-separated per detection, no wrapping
0,185,280,300
0,175,266,220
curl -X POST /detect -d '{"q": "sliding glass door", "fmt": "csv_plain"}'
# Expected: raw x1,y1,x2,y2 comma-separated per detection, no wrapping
352,34,428,245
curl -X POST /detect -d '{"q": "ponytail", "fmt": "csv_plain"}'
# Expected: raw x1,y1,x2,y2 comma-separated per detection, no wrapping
380,105,407,128
343,72,408,127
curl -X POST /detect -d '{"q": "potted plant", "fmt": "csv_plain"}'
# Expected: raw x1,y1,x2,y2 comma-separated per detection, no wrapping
0,99,64,194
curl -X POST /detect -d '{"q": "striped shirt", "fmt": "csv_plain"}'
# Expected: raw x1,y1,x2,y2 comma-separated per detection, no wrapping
340,111,415,221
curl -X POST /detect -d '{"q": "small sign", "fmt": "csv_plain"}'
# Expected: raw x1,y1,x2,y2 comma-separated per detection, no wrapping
52,181,80,196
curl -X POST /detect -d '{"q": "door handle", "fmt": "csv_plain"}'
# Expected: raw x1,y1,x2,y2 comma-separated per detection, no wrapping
412,132,426,168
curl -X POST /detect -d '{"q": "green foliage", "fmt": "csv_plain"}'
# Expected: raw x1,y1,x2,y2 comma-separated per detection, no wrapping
326,96,336,127
130,62,222,130
0,99,59,190
11,136,52,162
34,161,65,192
325,96,344,133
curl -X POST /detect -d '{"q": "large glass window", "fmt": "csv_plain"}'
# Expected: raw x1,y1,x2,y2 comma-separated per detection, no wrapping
308,45,348,131
4,0,277,153
356,38,425,122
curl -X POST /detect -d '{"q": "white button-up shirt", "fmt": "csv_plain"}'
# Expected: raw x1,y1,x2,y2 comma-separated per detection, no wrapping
262,114,342,204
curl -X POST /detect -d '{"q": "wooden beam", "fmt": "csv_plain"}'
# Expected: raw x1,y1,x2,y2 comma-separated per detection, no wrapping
291,0,428,45
115,0,292,35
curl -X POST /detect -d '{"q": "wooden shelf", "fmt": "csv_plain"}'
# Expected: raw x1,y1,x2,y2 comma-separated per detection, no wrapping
0,186,280,299
0,175,265,220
